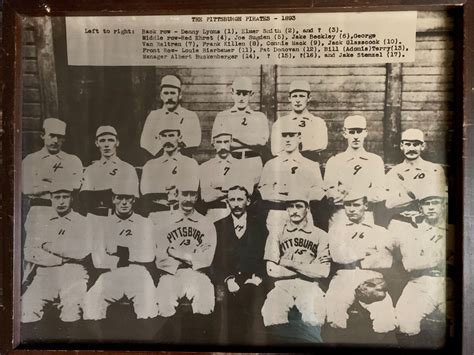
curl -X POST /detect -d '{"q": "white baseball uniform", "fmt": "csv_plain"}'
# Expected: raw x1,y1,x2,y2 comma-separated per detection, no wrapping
82,156,138,192
154,210,217,317
22,209,91,323
261,219,329,327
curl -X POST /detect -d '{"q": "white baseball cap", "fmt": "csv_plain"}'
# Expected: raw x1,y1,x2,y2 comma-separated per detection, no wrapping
158,119,181,135
43,118,66,136
112,178,139,197
50,180,74,193
344,115,367,129
401,128,425,142
278,119,301,134
289,80,311,94
232,77,253,91
343,188,367,202
96,125,117,138
160,75,181,90
177,174,199,192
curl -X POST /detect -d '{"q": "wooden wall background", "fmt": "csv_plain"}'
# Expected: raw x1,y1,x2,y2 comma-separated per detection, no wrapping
20,11,454,169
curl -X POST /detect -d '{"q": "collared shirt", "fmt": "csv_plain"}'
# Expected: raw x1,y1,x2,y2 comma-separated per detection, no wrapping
22,148,83,196
264,219,329,268
212,106,269,149
329,217,393,269
140,152,199,195
385,158,447,209
199,155,257,202
82,156,138,192
155,209,217,274
231,213,247,239
24,209,90,267
140,105,202,156
324,148,385,204
258,151,324,202
271,110,328,156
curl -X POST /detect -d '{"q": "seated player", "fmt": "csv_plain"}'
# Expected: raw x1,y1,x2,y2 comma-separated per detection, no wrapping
21,181,91,323
261,190,329,341
82,179,158,320
325,190,396,334
154,175,217,317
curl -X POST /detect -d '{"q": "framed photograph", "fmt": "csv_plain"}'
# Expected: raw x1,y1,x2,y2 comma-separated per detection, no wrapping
1,0,472,353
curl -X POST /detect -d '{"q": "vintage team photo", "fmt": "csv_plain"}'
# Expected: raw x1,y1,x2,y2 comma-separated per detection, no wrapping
19,11,455,348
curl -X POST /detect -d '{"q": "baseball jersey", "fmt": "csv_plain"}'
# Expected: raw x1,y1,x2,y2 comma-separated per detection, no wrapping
329,219,394,269
324,149,385,204
91,213,155,269
22,148,83,196
271,110,328,156
212,106,269,149
82,156,138,192
385,159,447,209
264,219,330,278
155,210,217,275
140,152,199,195
258,152,324,202
140,106,202,156
24,209,91,267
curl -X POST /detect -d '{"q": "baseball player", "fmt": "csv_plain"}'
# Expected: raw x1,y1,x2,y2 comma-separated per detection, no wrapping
80,126,138,216
258,119,324,235
395,187,451,336
271,80,328,161
140,120,199,214
385,128,447,229
154,175,217,317
324,115,385,226
325,190,396,334
199,127,257,222
83,179,158,320
140,75,201,157
212,185,267,342
211,76,269,181
21,181,91,323
261,190,329,334
22,118,83,208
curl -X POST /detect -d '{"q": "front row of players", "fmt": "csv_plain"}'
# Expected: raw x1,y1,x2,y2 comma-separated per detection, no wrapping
22,171,449,341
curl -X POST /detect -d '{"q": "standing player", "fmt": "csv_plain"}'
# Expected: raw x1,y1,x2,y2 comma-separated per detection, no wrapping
22,181,91,323
80,126,138,216
325,190,396,334
140,120,199,214
213,185,267,342
324,115,385,226
83,179,158,320
395,187,451,338
140,75,201,157
261,190,329,340
212,76,269,179
385,128,447,228
271,80,328,161
22,118,83,208
259,119,324,234
154,175,217,318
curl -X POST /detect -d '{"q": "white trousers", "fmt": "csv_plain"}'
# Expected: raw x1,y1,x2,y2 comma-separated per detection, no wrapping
155,268,215,317
22,264,88,323
261,278,326,327
83,264,158,320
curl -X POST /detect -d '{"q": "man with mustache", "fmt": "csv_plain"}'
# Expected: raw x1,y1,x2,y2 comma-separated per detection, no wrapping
80,126,138,216
212,185,267,342
140,120,199,215
199,126,258,222
212,77,269,182
22,118,83,209
324,115,385,227
270,80,328,162
140,75,201,157
385,129,447,229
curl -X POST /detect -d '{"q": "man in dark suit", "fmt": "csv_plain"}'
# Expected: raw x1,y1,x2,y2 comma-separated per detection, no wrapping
213,185,268,344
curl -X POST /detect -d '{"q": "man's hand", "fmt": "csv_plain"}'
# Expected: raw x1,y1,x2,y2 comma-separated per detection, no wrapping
226,277,240,293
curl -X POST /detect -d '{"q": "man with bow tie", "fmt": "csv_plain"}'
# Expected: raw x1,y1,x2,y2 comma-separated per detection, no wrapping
22,181,91,323
22,118,83,209
80,126,138,216
270,80,328,162
140,120,199,215
140,75,201,157
324,115,386,227
212,185,268,342
385,128,447,230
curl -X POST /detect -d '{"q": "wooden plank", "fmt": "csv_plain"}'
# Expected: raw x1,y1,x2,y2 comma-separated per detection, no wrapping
276,110,384,122
384,63,403,164
401,111,453,121
277,91,386,103
22,103,42,117
181,94,261,103
22,45,37,59
23,30,35,44
416,11,454,33
279,67,386,76
22,59,38,74
416,39,453,50
401,92,453,102
403,102,453,110
403,75,453,83
404,83,453,91
277,102,385,110
261,64,277,123
404,49,453,66
278,82,386,92
23,74,40,88
403,67,453,75
22,88,41,102
277,75,387,85
22,117,42,132
181,75,261,85
159,67,260,77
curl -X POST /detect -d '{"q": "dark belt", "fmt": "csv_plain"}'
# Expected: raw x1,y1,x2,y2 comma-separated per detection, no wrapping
262,200,287,211
231,150,259,159
29,198,52,207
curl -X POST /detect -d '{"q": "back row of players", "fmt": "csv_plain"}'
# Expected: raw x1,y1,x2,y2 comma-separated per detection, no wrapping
21,74,450,342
